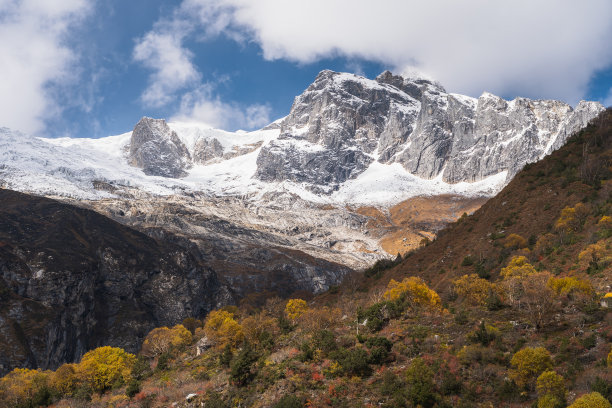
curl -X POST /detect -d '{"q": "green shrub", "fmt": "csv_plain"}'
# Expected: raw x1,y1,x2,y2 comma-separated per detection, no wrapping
331,348,372,377
220,344,233,367
591,377,611,401
125,380,140,398
205,392,228,408
468,322,499,346
405,358,437,408
230,343,259,386
364,256,403,279
461,256,474,266
272,395,303,408
440,372,462,395
131,356,151,381
312,330,337,355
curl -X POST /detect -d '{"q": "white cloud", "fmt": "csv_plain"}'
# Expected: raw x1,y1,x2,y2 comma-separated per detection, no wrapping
180,0,612,104
0,0,91,134
133,22,201,107
171,85,271,130
134,3,272,130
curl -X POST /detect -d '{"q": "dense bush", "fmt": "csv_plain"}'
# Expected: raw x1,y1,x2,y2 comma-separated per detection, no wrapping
204,310,244,350
140,324,192,357
230,343,259,386
510,347,553,388
330,348,372,377
77,346,136,392
364,255,403,279
272,395,303,408
405,358,437,408
568,392,612,408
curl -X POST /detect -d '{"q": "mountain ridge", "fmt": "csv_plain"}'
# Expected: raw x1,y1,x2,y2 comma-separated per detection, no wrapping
0,70,604,206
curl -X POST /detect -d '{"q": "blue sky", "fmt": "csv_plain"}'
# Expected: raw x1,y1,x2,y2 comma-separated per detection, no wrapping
1,0,612,138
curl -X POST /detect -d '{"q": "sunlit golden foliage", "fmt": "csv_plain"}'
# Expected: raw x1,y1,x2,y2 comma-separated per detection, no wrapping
49,363,78,396
204,309,244,349
555,203,590,233
504,233,528,249
383,277,442,310
140,324,192,357
536,370,566,407
598,215,612,227
500,256,537,280
568,392,612,408
538,394,563,408
453,274,501,305
285,299,308,321
76,346,135,392
510,347,553,388
608,347,612,367
548,276,594,298
555,206,577,232
0,368,50,406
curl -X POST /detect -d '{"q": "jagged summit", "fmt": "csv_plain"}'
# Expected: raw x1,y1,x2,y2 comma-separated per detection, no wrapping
129,117,192,178
0,70,605,204
255,69,604,190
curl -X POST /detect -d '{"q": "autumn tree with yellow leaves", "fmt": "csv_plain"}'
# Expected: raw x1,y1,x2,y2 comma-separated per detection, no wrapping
453,274,501,306
510,347,553,388
241,312,279,346
568,392,612,408
536,370,566,408
548,276,594,299
49,363,78,397
285,298,308,322
204,309,244,350
578,241,609,272
140,324,192,357
0,368,50,406
500,256,537,280
76,346,136,392
383,277,442,311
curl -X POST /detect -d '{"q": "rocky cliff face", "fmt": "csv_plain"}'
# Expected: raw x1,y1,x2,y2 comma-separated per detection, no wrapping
255,70,605,191
129,117,192,177
0,189,350,375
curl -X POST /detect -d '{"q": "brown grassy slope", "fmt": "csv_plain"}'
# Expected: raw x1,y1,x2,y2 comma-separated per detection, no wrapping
370,109,612,295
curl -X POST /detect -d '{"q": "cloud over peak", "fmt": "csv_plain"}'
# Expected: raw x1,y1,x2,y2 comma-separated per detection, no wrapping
172,0,612,104
0,0,91,134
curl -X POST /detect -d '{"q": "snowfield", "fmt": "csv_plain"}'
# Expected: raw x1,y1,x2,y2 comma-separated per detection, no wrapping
0,123,509,207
